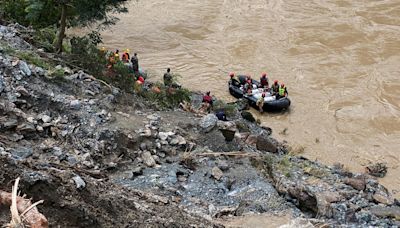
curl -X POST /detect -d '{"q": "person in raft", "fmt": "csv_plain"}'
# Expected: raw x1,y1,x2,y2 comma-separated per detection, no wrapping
259,72,269,89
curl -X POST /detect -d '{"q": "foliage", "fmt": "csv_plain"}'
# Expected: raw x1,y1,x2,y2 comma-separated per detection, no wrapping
15,51,50,69
213,100,237,117
32,27,58,52
142,82,192,110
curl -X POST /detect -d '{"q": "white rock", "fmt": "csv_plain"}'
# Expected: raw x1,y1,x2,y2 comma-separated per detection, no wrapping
18,61,31,76
72,175,86,190
41,115,51,123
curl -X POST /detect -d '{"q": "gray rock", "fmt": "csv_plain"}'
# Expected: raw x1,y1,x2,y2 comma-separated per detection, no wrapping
132,166,143,177
70,99,81,110
140,142,147,151
41,114,51,123
369,206,400,219
141,151,156,167
200,114,218,133
2,119,18,129
211,166,223,180
16,123,36,133
10,146,33,159
15,86,30,96
217,160,230,171
158,132,169,141
256,136,278,153
72,175,86,190
33,66,45,76
18,61,31,76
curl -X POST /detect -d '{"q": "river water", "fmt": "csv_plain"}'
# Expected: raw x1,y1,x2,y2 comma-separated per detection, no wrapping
101,0,400,196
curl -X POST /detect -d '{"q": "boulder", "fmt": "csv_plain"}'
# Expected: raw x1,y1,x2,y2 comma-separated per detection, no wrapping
315,192,343,217
245,134,258,145
10,146,33,159
256,136,278,153
373,191,394,205
241,111,255,122
72,175,86,190
15,86,30,97
41,115,52,123
217,121,237,132
18,61,31,76
369,206,400,219
211,166,223,180
70,99,81,110
235,98,249,111
141,151,156,167
2,118,18,129
200,114,218,133
344,178,366,191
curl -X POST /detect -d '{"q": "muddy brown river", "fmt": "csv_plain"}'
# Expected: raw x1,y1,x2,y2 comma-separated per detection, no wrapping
101,0,400,196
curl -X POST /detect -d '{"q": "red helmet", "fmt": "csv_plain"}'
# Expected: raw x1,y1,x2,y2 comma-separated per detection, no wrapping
274,80,278,84
281,83,285,87
262,72,267,77
229,72,235,77
262,93,266,97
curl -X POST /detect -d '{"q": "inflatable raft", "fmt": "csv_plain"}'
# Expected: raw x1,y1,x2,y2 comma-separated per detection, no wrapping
228,75,291,112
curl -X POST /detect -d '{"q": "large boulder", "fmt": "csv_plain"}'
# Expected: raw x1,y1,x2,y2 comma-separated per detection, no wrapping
200,114,218,133
256,135,278,153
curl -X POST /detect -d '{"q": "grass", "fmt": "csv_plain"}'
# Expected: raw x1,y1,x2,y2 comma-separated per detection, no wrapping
15,51,50,69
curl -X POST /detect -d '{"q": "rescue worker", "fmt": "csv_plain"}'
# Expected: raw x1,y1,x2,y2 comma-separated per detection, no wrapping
131,53,139,75
114,49,120,61
201,91,213,113
256,93,266,113
271,80,280,95
277,83,288,99
163,68,173,86
259,72,269,89
122,49,130,63
229,72,240,86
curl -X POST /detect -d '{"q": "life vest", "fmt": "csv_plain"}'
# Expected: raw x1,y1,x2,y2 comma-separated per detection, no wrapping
122,52,130,62
279,87,286,96
260,77,268,86
203,95,212,104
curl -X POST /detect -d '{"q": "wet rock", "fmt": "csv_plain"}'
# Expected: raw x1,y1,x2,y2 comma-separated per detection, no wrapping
211,166,223,180
256,135,278,153
344,177,366,191
369,206,400,219
70,99,81,110
15,86,30,96
141,151,156,167
10,146,33,159
2,118,18,129
72,175,86,190
18,60,31,76
241,111,255,122
200,114,218,133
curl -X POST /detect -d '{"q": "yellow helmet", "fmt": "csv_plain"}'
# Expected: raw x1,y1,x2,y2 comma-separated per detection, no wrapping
125,49,130,53
101,47,106,51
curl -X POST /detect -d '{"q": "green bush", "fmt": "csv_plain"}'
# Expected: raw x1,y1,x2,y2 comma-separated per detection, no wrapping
142,83,191,109
15,51,50,69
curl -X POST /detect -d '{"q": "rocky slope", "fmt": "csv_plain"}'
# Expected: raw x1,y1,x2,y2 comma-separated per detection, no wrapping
1,23,399,227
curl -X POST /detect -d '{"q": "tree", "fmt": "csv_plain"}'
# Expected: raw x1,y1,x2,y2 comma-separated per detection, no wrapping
1,0,128,53
54,0,128,53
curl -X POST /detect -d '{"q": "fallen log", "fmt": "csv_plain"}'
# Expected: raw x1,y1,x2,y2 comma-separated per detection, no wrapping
0,178,48,228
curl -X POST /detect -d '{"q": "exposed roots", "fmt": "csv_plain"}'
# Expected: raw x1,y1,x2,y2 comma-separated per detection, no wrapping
0,178,48,228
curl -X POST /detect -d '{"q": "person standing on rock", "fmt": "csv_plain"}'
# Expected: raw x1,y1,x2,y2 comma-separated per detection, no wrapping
163,68,173,87
131,53,139,75
256,93,265,113
122,49,130,63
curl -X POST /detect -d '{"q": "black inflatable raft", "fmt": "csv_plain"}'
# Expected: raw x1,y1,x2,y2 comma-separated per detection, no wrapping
228,75,291,112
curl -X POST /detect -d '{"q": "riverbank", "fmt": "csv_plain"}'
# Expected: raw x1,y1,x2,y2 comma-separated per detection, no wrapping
1,23,399,227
